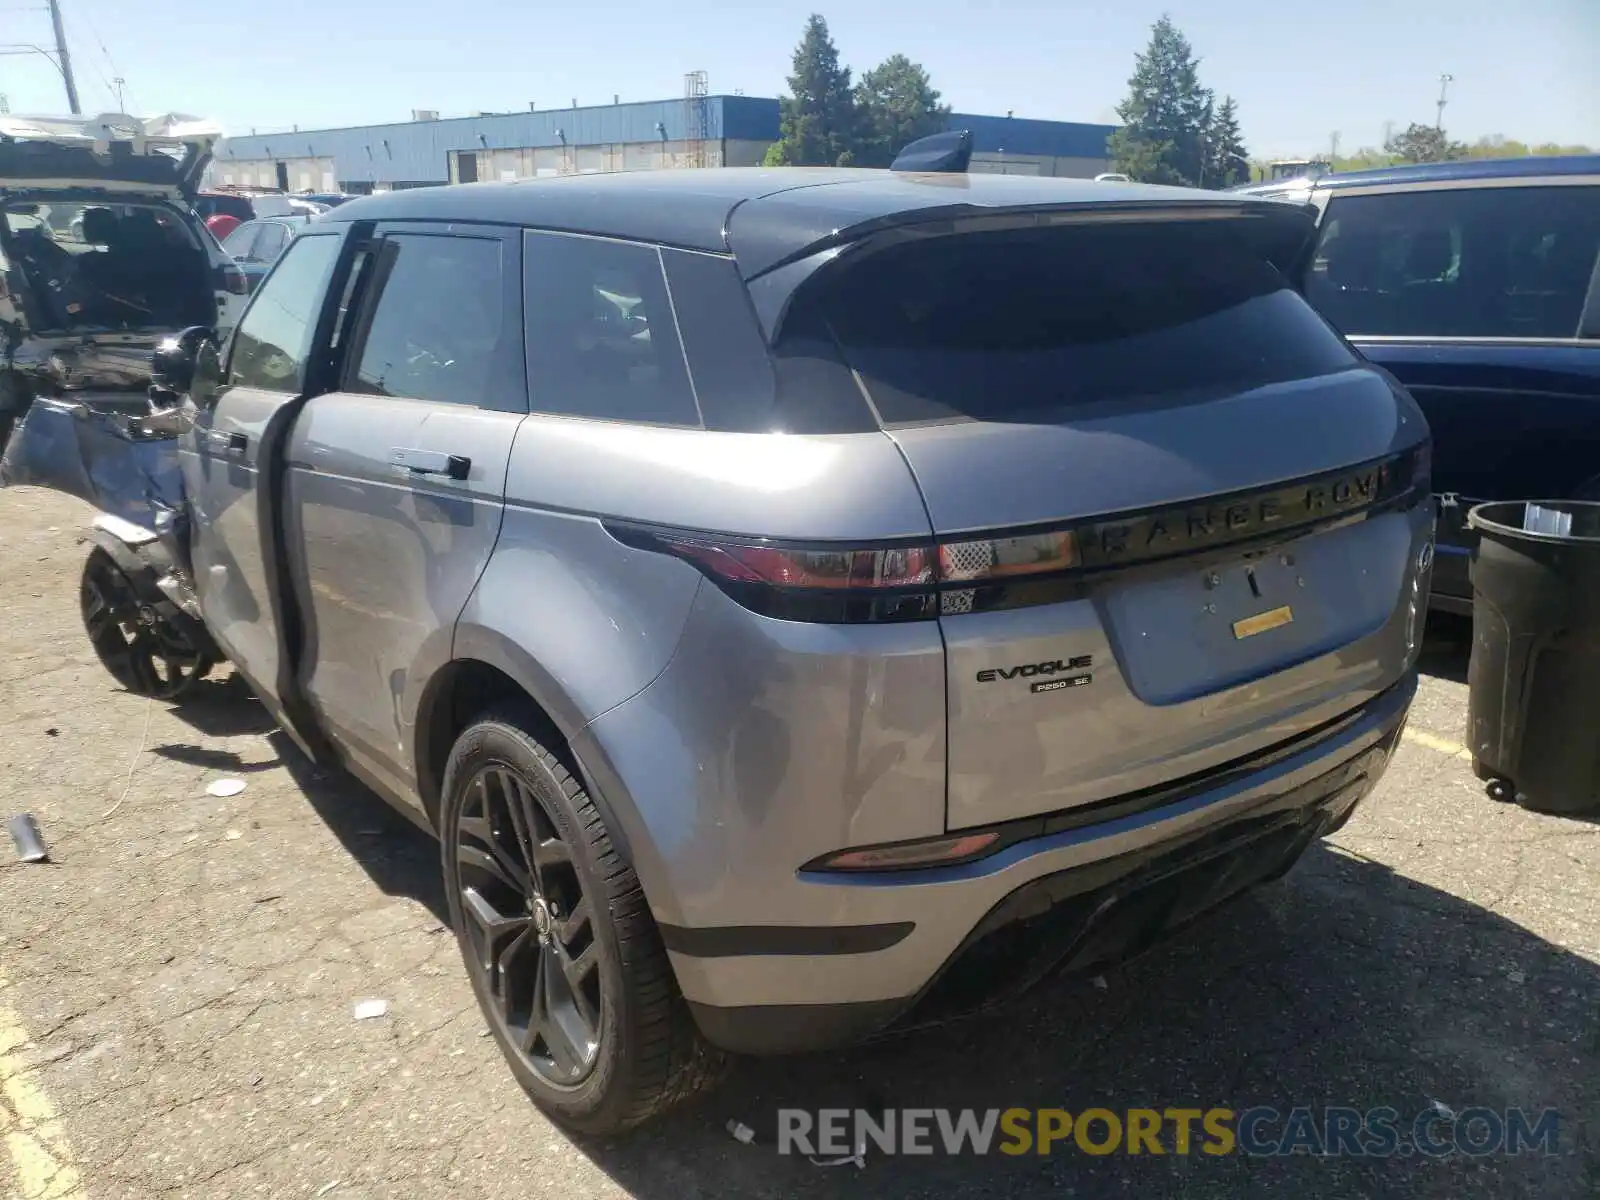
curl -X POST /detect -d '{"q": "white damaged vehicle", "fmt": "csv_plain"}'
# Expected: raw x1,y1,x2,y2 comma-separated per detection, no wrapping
0,112,249,455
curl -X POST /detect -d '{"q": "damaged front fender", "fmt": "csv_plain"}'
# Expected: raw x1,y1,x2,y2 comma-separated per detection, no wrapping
0,393,187,528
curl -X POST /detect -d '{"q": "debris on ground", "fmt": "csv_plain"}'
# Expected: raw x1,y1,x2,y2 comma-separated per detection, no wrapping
225,829,243,841
1428,1099,1457,1120
1092,975,1109,990
725,1119,756,1144
1506,969,1527,985
809,1141,867,1169
206,778,247,798
7,812,50,863
352,999,389,1021
313,1182,341,1197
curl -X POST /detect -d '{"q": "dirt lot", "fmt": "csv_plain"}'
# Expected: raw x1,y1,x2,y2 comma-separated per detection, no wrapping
1,486,1596,1200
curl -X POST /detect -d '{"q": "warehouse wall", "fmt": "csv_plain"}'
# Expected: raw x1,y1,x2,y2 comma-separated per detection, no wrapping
207,96,1114,190
213,157,338,191
969,153,1111,177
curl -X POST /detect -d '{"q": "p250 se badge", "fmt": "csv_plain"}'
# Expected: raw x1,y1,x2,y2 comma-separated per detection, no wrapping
977,655,1093,693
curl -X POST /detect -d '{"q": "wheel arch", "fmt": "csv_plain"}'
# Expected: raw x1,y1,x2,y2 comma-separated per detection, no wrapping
412,634,639,876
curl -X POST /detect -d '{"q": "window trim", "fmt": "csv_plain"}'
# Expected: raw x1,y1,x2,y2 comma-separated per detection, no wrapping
521,226,704,430
335,220,528,414
1308,182,1600,343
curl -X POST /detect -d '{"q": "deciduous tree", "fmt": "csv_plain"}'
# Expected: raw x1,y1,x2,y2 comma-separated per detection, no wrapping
854,54,950,168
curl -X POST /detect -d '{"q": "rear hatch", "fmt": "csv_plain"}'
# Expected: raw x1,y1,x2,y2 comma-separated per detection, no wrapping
802,204,1431,829
0,113,219,200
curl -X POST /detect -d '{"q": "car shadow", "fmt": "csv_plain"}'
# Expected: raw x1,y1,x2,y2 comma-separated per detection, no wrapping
573,844,1598,1198
1419,612,1471,684
265,729,450,925
166,671,282,738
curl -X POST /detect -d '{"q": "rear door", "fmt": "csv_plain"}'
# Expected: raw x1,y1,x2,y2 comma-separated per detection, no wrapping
811,210,1432,829
180,229,347,745
1302,180,1600,604
283,222,523,801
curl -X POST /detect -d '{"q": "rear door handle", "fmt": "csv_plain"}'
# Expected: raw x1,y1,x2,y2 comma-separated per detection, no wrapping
390,447,471,481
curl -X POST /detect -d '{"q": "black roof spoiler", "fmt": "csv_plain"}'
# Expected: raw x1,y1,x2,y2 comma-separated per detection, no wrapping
890,130,972,174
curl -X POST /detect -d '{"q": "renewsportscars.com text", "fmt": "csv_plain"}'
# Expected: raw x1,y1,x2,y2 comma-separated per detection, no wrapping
778,1106,1562,1158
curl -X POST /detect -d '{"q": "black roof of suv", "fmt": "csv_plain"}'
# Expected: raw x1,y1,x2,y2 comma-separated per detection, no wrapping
324,168,1314,280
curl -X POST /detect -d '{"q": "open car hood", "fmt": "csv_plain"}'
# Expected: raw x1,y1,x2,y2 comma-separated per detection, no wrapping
0,112,222,200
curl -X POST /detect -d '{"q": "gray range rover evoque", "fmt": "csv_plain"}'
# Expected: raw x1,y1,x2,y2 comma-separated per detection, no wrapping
81,157,1438,1131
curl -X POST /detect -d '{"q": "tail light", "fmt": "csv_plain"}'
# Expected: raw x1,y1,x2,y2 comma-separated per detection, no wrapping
605,525,1082,624
217,263,251,295
605,443,1428,624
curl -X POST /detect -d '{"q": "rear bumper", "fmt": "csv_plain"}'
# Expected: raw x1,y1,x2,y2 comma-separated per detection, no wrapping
679,672,1415,1055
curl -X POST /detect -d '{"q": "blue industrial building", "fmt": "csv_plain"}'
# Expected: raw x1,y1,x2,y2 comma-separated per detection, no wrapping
211,93,1118,193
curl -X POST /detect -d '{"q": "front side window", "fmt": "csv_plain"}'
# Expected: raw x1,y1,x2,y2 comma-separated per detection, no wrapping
349,233,506,408
227,233,342,392
1305,185,1600,339
523,231,700,427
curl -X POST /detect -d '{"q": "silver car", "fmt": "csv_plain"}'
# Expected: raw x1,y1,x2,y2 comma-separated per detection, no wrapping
21,167,1436,1132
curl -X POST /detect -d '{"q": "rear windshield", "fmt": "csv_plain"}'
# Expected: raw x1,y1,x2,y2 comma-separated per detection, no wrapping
817,219,1357,425
2,198,213,333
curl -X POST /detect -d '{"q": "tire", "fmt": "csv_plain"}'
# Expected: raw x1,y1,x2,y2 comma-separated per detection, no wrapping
80,548,214,699
439,708,725,1134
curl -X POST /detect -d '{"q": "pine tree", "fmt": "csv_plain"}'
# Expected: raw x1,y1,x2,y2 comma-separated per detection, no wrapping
764,15,858,167
853,54,950,168
1108,15,1215,186
1208,95,1251,186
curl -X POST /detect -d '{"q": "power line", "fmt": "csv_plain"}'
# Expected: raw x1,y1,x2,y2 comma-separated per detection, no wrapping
57,0,133,112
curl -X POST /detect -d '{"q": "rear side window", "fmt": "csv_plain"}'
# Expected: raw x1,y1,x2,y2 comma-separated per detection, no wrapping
228,233,342,392
348,233,510,409
819,220,1356,425
1306,185,1600,339
523,231,700,427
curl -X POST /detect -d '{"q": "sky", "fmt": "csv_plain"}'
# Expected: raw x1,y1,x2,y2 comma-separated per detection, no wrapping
1,0,1595,159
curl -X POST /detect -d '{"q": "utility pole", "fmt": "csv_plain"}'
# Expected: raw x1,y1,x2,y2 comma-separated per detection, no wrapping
46,0,81,114
1435,73,1453,132
1329,131,1341,163
113,77,125,112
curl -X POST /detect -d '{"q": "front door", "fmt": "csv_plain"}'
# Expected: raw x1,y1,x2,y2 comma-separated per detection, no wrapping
283,224,525,804
179,229,347,745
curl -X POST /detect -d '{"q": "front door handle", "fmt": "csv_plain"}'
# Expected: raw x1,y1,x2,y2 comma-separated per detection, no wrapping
205,429,248,457
390,447,471,481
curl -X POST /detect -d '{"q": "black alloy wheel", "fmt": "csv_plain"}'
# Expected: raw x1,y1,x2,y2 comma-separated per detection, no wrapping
79,548,213,700
440,711,725,1133
454,762,603,1084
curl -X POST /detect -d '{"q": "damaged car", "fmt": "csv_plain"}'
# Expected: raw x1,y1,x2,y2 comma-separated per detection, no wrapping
3,143,1435,1134
0,113,250,457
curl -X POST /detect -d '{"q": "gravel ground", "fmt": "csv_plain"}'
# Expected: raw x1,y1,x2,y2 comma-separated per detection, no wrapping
1,486,1596,1199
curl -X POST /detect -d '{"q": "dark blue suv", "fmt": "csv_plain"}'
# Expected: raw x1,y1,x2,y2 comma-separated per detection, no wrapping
1246,156,1600,612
